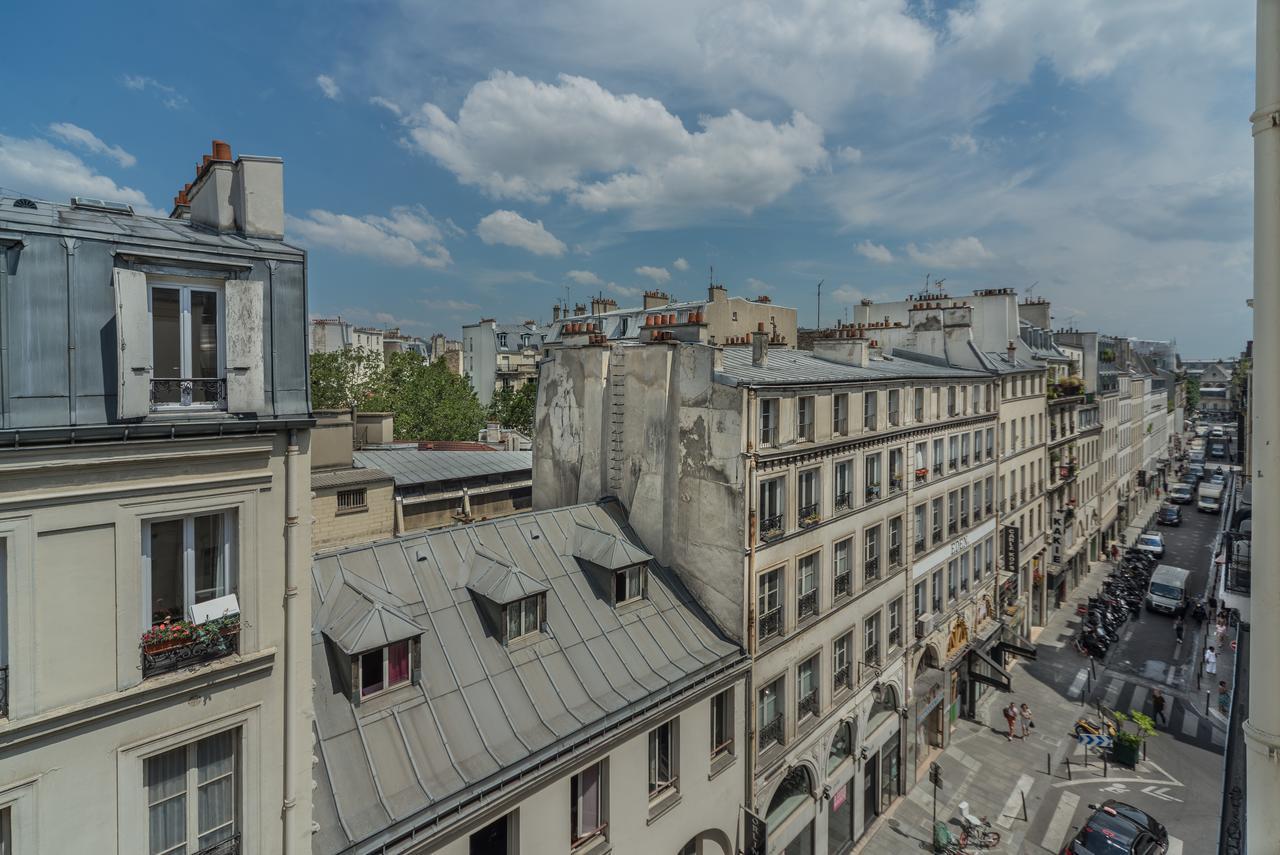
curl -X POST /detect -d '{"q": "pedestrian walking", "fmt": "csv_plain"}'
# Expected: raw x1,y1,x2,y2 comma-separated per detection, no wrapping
1152,688,1167,726
1205,645,1218,675
1019,703,1035,738
1218,681,1230,715
1174,615,1185,645
1003,702,1019,741
1216,612,1229,646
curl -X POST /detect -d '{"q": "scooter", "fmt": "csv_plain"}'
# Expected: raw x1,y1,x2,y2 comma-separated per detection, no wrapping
1074,715,1118,739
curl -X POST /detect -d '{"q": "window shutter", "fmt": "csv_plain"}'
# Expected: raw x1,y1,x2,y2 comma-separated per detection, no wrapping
225,279,264,413
113,268,152,419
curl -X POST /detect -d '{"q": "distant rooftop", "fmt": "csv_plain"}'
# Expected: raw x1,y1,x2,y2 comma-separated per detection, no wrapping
716,345,989,386
353,448,532,486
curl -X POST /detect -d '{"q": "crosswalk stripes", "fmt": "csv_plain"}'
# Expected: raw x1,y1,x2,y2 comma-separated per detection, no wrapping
1041,791,1080,851
1167,835,1184,854
1102,677,1123,709
1130,685,1149,713
1092,675,1232,749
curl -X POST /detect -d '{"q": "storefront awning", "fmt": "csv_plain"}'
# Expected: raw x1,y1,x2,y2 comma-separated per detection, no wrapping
967,647,1012,692
995,627,1038,661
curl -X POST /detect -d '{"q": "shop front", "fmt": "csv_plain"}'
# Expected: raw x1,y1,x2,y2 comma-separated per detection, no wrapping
943,615,972,729
911,655,945,782
764,765,817,855
858,686,902,839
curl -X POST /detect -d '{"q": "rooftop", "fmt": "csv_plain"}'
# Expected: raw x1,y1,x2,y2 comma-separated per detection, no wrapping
716,345,989,386
310,501,742,854
353,448,532,486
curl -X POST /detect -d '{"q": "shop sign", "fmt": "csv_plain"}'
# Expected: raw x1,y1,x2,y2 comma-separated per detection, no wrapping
1001,525,1019,575
946,616,970,658
831,784,848,811
742,807,767,855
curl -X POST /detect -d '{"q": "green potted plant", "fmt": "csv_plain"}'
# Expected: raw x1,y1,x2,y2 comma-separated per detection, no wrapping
1110,710,1155,767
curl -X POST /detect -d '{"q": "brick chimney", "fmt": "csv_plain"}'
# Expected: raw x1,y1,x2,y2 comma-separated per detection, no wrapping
751,323,769,367
643,289,670,310
185,140,284,239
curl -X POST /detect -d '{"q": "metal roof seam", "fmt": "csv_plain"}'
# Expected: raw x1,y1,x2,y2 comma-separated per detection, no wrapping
312,720,358,843
353,714,398,823
390,708,435,804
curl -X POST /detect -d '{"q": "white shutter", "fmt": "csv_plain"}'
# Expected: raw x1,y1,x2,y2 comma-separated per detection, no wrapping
225,279,264,413
113,268,152,419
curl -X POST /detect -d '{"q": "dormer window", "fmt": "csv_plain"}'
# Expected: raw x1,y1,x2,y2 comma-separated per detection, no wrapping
614,565,645,605
150,282,225,408
498,332,509,348
505,594,543,643
359,640,412,698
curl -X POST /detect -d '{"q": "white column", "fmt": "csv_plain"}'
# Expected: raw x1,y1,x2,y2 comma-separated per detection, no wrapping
1247,1,1280,848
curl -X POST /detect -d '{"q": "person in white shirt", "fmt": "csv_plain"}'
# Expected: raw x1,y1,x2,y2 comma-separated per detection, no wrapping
1204,645,1218,675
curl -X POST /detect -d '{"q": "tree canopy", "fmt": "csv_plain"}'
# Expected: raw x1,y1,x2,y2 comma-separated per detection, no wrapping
486,382,537,436
310,349,486,441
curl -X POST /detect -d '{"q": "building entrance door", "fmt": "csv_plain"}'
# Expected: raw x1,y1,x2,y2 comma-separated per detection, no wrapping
862,754,880,833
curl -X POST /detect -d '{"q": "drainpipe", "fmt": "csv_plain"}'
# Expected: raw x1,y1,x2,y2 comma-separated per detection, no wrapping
744,388,758,810
282,428,302,853
1247,1,1280,847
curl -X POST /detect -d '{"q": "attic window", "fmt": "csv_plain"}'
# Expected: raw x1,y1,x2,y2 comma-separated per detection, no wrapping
71,195,134,215
359,639,412,698
614,565,645,605
505,594,543,643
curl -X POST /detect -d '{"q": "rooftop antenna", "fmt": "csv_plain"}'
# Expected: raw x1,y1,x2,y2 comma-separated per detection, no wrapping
934,277,946,292
816,279,824,330
1025,280,1040,297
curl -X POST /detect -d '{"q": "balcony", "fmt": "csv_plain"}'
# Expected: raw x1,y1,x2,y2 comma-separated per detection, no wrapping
888,627,901,648
858,655,880,684
760,514,785,543
797,589,818,620
914,407,925,423
961,454,970,467
759,715,784,751
948,519,958,535
889,475,904,495
834,491,851,511
932,462,943,476
889,546,902,567
914,538,926,556
0,665,6,718
889,411,901,427
141,617,240,679
863,413,878,431
799,504,821,528
759,609,782,641
932,528,943,545
985,500,994,514
150,378,227,411
798,691,819,720
960,514,969,529
949,457,959,471
834,572,851,599
1020,488,1028,504
195,836,242,855
915,467,929,485
864,558,880,581
865,483,881,503
833,663,852,693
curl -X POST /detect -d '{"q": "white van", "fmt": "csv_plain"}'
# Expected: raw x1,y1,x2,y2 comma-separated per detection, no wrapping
1147,565,1191,615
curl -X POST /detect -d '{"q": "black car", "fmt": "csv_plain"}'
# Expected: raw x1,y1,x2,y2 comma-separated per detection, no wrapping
1100,801,1168,850
1156,504,1181,526
1061,803,1167,854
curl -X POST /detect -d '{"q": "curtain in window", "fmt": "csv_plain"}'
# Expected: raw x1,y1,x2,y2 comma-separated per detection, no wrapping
190,290,220,383
388,641,411,685
577,763,601,833
146,746,188,855
193,514,226,603
196,732,236,849
150,520,185,625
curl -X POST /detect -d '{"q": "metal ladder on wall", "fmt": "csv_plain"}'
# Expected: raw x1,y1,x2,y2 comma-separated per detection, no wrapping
608,348,626,494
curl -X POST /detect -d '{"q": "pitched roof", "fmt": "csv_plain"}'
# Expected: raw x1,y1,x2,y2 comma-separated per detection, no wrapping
717,345,989,386
352,448,531,486
317,569,425,655
463,544,550,604
311,467,394,490
572,522,653,569
309,501,742,855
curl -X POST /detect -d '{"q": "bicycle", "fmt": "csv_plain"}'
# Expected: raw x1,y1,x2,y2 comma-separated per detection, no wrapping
933,821,1001,853
958,802,1002,849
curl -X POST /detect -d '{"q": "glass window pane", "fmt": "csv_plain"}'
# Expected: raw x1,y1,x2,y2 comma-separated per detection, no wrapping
146,746,188,855
197,776,235,841
388,641,411,685
361,650,385,696
197,732,235,783
522,596,539,633
151,288,182,381
506,605,521,640
149,520,185,625
189,290,220,381
193,514,226,603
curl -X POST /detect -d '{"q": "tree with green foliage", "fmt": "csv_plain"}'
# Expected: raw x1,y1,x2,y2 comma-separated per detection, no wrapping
309,349,486,441
485,381,537,436
1184,375,1201,411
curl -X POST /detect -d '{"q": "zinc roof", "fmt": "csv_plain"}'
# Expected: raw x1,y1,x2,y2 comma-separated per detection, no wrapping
352,448,531,486
311,468,394,490
716,346,989,386
310,501,741,854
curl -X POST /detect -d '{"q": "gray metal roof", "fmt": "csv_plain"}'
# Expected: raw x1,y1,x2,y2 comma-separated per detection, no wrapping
310,501,742,854
716,346,989,386
572,522,653,569
463,544,550,604
311,468,394,490
317,569,425,655
352,449,532,486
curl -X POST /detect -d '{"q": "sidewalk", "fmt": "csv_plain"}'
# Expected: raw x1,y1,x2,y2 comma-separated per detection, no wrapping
860,493,1167,854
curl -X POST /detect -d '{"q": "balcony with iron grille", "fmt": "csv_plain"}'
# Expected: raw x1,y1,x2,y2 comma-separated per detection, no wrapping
141,618,240,679
961,454,969,467
915,467,929,485
864,557,880,582
798,503,821,529
797,690,819,720
834,663,852,693
888,475,903,495
834,571,851,600
985,499,994,514
797,589,818,621
858,655,880,685
865,483,881,503
960,513,969,529
888,545,902,568
834,491,851,512
150,377,227,411
195,835,241,855
758,715,784,751
948,518,957,535
914,537,926,556
759,609,782,641
760,514,785,543
933,462,943,475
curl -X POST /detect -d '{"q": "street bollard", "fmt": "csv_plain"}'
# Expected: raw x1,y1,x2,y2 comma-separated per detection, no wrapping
1066,756,1073,781
1103,754,1108,777
1047,752,1052,776
1142,739,1147,762
1205,691,1211,715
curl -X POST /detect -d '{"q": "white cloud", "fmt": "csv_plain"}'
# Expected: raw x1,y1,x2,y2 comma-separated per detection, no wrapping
905,237,994,268
746,277,772,292
947,133,978,155
566,270,604,286
607,282,644,298
672,257,689,271
370,95,403,116
401,71,827,224
836,146,863,164
855,240,894,263
0,134,158,213
121,75,187,109
635,265,671,284
831,285,865,304
316,74,341,100
286,205,453,268
47,123,136,168
473,269,552,286
476,210,567,256
421,298,481,312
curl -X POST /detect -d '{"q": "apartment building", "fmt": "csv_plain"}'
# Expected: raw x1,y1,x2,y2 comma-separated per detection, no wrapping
310,501,750,855
534,325,1012,853
545,285,800,353
0,141,312,853
461,319,545,405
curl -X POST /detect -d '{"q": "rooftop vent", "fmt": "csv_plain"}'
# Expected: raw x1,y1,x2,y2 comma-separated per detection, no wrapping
70,196,134,215
12,198,37,210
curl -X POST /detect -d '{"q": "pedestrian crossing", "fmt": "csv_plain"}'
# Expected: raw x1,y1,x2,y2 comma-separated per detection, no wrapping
1089,674,1225,750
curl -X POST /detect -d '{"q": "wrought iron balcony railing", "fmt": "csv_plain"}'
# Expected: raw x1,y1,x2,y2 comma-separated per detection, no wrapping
150,377,227,410
834,491,851,511
797,589,818,620
142,624,240,678
758,715,784,751
834,572,851,599
914,538,926,556
864,558,880,581
933,463,943,475
888,546,902,567
889,475,903,494
760,514,784,542
865,484,881,502
833,663,852,692
195,834,242,855
798,691,819,720
758,609,782,641
798,504,821,528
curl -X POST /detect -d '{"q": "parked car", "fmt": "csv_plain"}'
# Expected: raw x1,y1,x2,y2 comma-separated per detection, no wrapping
1135,532,1165,558
1061,802,1168,854
1168,484,1194,504
1195,425,1209,438
1187,463,1205,483
1211,426,1226,438
1156,504,1182,526
1099,801,1169,850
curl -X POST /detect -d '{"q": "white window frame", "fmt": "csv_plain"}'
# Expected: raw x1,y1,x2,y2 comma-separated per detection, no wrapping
710,689,734,759
614,564,645,605
147,281,226,411
357,639,413,699
505,594,543,643
144,729,239,855
570,759,607,846
142,511,236,630
647,720,678,798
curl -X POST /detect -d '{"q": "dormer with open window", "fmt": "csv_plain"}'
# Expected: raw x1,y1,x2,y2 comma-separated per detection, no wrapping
572,522,654,608
317,569,424,705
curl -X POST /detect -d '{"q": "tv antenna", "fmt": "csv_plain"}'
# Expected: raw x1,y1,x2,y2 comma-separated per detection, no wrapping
1025,281,1040,297
816,279,824,329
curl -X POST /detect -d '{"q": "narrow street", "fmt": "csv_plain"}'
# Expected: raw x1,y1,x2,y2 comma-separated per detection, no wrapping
862,454,1232,854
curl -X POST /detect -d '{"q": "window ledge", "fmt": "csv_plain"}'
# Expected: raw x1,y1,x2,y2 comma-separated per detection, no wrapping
335,506,369,516
709,750,737,781
571,831,611,855
646,787,682,825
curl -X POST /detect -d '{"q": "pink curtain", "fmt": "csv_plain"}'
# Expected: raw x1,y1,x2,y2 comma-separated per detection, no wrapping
388,641,410,685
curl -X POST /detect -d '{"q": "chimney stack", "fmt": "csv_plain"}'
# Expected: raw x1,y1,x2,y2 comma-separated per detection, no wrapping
751,322,769,367
185,139,284,239
552,305,562,322
1007,340,1017,363
643,289,670,310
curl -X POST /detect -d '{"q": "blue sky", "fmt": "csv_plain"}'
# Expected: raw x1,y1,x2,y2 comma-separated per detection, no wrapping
1,0,1255,356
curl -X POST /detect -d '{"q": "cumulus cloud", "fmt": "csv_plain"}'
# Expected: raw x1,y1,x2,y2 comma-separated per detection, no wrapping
47,123,136,168
566,269,604,286
856,240,894,263
836,146,863,164
370,95,403,116
286,205,453,268
401,71,827,223
746,277,772,292
607,282,645,298
0,134,157,213
476,210,567,256
316,74,341,100
672,257,689,271
947,133,979,155
905,237,994,268
635,265,671,284
121,75,187,109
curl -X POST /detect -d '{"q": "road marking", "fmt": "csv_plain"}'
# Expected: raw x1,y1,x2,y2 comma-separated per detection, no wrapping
1168,836,1184,855
1041,791,1079,851
1067,667,1088,699
1141,784,1183,802
1130,685,1149,713
996,774,1034,829
1181,710,1199,737
1103,677,1123,709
